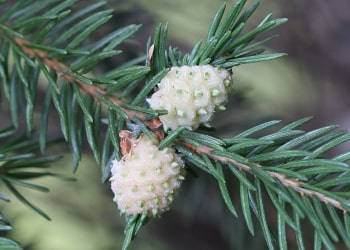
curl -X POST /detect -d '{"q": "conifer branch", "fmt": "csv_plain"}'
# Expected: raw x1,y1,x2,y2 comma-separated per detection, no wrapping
9,35,152,123
179,140,348,213
2,0,350,249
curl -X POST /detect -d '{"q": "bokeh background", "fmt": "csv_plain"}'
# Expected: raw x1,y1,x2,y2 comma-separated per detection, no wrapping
2,0,350,249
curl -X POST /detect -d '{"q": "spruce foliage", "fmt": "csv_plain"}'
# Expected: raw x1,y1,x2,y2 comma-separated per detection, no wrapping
0,0,349,249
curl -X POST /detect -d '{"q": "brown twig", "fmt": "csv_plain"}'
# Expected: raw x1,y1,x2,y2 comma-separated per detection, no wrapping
179,140,348,213
11,36,146,122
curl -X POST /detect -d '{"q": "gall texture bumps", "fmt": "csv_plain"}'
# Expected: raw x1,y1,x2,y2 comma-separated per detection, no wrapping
148,65,233,130
110,134,185,217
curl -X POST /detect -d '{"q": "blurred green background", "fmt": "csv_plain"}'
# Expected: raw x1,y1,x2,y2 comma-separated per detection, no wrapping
2,0,350,249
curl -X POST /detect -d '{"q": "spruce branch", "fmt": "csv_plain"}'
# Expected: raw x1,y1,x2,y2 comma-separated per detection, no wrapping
9,35,151,122
0,0,287,172
179,139,348,213
0,0,159,171
174,119,350,249
0,126,74,249
0,127,74,219
1,0,350,249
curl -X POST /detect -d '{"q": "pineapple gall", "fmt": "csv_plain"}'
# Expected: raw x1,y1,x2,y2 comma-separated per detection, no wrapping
148,65,233,130
110,134,185,217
